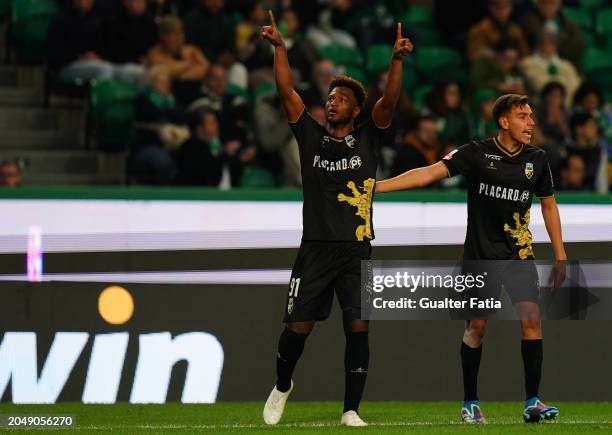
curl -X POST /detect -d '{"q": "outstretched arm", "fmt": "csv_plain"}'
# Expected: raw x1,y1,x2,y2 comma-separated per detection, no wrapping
375,161,449,193
261,10,305,123
372,23,413,129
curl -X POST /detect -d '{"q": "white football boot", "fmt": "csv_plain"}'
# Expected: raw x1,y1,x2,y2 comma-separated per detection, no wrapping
263,381,293,425
340,410,368,427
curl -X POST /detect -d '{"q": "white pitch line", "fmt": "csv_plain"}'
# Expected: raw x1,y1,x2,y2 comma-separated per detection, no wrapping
73,420,612,430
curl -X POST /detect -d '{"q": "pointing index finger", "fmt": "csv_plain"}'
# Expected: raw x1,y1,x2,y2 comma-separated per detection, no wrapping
269,10,277,28
396,22,402,40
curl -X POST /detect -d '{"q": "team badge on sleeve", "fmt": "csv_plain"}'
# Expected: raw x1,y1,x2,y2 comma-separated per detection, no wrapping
525,162,534,179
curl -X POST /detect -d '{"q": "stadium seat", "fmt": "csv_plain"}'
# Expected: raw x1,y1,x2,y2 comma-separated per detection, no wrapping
396,4,436,29
595,8,612,47
414,46,467,87
10,0,59,63
344,66,367,85
582,47,612,95
318,44,364,68
579,0,607,14
239,166,277,188
90,80,138,149
563,7,593,33
412,26,444,47
366,44,394,76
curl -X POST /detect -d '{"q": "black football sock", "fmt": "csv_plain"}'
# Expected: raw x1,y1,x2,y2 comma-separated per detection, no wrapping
461,341,482,402
276,328,308,392
521,339,543,400
343,331,369,413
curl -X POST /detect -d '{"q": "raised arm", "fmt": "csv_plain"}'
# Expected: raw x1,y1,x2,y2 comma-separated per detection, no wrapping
375,161,448,193
261,10,305,123
371,23,413,129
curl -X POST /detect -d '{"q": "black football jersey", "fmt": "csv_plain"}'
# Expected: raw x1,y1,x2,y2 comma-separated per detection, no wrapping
289,111,386,241
441,137,554,260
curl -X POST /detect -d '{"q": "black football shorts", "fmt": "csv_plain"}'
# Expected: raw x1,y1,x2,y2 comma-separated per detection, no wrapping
282,241,371,323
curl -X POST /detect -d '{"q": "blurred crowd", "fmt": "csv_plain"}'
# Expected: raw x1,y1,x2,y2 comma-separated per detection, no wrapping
35,0,612,192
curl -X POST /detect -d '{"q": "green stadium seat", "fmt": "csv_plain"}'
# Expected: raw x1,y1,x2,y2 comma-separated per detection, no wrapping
412,26,444,47
414,46,467,87
318,44,364,68
582,47,612,92
240,166,277,188
344,66,367,84
396,4,435,28
563,7,592,33
595,8,612,47
11,0,59,63
90,80,138,149
579,0,606,14
366,44,394,75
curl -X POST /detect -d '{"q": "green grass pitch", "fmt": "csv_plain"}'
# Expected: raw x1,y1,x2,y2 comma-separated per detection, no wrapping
1,402,611,434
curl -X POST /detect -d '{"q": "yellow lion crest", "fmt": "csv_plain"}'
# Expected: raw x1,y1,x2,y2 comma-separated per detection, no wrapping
337,178,375,241
504,209,534,259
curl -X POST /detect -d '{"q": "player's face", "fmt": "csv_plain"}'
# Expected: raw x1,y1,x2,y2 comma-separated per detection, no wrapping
501,104,535,144
325,87,359,125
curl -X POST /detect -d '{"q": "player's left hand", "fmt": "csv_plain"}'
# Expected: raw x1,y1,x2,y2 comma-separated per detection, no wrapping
392,23,413,60
548,259,566,290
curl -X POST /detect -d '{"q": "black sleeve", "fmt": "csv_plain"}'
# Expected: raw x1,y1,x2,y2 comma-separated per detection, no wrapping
535,152,554,198
288,110,320,152
440,142,476,177
361,114,393,149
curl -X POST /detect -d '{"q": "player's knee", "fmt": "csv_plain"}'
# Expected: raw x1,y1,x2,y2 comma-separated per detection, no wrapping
467,320,487,340
287,321,315,335
521,319,542,337
345,319,369,334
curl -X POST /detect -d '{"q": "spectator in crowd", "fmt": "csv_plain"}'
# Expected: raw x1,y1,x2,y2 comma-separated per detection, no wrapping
573,82,612,148
301,59,336,108
392,115,440,178
184,0,235,62
128,65,187,185
278,8,318,84
146,15,210,105
176,108,244,187
536,82,571,147
304,2,357,49
535,82,571,181
470,38,526,95
467,0,529,61
424,80,472,146
519,31,581,107
568,112,608,192
46,0,113,82
186,64,250,145
558,154,586,191
434,0,489,52
0,160,21,187
365,70,418,137
252,86,298,186
103,0,157,85
470,88,499,140
522,0,586,69
236,1,274,87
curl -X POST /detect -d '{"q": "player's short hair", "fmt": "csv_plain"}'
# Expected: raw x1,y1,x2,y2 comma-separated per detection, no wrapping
328,75,367,108
492,94,529,128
